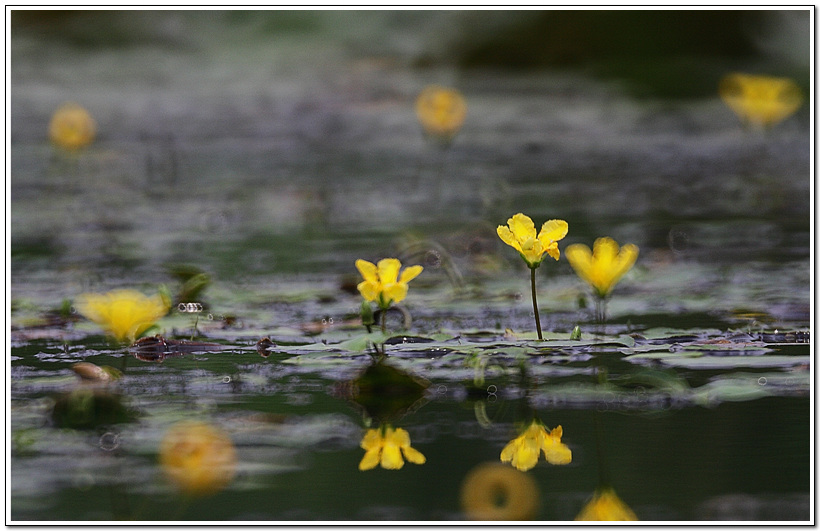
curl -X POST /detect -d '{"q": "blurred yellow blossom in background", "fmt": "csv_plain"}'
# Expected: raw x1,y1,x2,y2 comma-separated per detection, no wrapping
355,258,423,310
497,213,568,269
565,237,639,299
159,421,237,497
719,73,803,129
49,102,96,150
500,421,571,471
359,425,426,470
575,487,638,521
415,85,467,142
75,289,170,343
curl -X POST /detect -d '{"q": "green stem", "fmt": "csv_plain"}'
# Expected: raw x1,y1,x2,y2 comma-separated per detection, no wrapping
380,308,387,335
530,267,543,340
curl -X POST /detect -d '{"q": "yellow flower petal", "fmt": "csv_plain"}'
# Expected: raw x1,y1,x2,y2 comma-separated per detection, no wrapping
380,443,405,470
359,448,381,471
76,289,169,343
402,445,426,465
539,219,569,243
377,258,402,285
497,225,522,253
566,238,638,299
398,265,424,284
382,283,409,305
355,259,378,283
360,428,382,450
719,73,802,128
507,213,537,242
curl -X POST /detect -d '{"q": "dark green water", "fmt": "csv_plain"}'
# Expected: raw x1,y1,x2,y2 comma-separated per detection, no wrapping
9,10,812,523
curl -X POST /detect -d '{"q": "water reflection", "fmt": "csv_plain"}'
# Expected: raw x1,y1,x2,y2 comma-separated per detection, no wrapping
358,424,426,471
575,487,638,521
159,420,237,497
500,420,571,472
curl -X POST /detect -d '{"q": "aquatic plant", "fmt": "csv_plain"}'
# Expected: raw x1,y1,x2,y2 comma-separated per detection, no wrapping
565,237,638,322
358,424,426,471
159,421,237,497
460,462,539,520
497,213,568,339
48,102,96,151
75,289,170,343
719,73,803,129
575,487,638,521
500,420,571,472
355,258,423,333
415,85,467,145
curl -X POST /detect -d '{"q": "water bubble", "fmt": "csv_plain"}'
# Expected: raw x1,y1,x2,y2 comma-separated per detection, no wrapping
425,250,442,268
99,432,120,451
757,377,767,386
222,376,232,384
437,384,448,395
668,227,690,253
486,385,498,396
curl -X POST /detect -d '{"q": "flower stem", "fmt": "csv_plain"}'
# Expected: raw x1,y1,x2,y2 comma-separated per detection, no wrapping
381,308,387,335
530,267,543,340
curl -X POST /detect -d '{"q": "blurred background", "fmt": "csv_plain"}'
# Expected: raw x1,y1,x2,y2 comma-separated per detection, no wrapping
10,9,810,282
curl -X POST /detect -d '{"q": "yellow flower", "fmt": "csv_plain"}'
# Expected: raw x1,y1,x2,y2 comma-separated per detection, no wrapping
460,462,539,520
565,237,639,299
159,421,237,497
49,102,96,151
415,85,467,141
359,425,426,470
497,213,568,269
719,73,803,129
575,487,638,521
500,421,571,472
75,289,170,343
355,258,423,310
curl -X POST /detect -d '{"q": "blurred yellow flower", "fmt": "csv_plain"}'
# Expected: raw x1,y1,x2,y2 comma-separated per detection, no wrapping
159,421,237,497
719,73,802,129
565,237,639,299
355,258,423,310
460,462,539,520
497,213,568,269
75,289,170,343
500,421,571,472
415,85,467,142
575,487,638,521
359,425,426,470
49,102,96,151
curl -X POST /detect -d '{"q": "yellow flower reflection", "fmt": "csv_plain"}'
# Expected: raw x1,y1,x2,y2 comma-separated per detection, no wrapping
497,213,568,269
359,425,426,471
75,289,170,343
565,237,639,299
159,421,237,497
460,462,539,521
575,487,638,521
49,102,96,151
415,85,467,142
719,73,803,129
355,258,423,310
500,420,571,472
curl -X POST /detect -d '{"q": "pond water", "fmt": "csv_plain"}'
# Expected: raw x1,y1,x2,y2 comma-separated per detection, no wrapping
9,10,812,523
